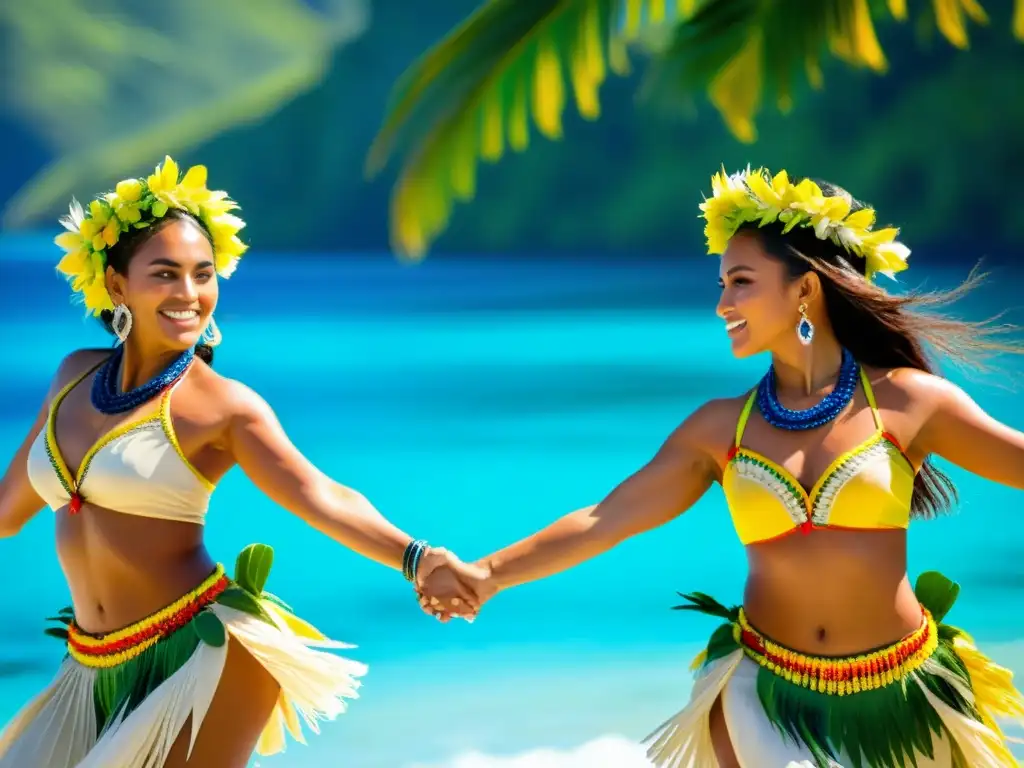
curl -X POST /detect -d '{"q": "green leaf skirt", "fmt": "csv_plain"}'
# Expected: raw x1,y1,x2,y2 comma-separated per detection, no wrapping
0,544,368,768
645,571,1024,768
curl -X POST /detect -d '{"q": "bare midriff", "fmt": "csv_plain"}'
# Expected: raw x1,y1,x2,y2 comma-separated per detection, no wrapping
55,502,215,634
742,527,922,656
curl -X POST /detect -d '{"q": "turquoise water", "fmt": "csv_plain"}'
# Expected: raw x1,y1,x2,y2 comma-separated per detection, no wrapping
1,238,1022,766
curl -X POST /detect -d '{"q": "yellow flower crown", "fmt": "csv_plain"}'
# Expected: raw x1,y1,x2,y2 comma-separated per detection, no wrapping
700,167,910,282
54,156,247,315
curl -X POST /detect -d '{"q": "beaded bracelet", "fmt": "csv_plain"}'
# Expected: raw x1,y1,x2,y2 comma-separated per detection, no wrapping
402,539,429,582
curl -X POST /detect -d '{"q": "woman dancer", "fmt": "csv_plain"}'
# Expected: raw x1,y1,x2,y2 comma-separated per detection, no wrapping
0,156,472,767
421,169,1024,766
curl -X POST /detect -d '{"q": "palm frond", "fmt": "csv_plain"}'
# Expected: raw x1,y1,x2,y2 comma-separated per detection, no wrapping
643,0,1014,140
367,0,694,259
641,0,895,143
921,0,989,48
370,0,1017,259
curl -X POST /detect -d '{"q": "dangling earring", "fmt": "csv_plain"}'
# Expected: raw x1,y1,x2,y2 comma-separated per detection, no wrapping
112,304,133,345
796,303,814,346
201,316,222,347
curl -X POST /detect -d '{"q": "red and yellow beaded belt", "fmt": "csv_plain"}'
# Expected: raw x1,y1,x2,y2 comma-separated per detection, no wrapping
735,607,938,696
67,565,229,669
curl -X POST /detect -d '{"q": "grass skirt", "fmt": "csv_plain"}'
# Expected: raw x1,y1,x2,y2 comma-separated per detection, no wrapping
644,571,1024,768
0,544,367,768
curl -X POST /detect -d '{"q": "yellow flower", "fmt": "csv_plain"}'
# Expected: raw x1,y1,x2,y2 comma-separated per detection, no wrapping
78,217,100,242
745,170,782,209
699,166,910,283
115,179,143,203
844,208,876,230
54,154,249,314
86,199,120,250
147,155,181,205
54,230,86,257
179,164,208,196
207,213,245,242
213,236,248,277
199,190,239,218
56,246,89,280
108,179,144,225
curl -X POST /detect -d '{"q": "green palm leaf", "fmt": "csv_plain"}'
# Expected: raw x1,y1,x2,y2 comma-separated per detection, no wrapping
640,0,888,143
367,0,689,259
369,0,1018,259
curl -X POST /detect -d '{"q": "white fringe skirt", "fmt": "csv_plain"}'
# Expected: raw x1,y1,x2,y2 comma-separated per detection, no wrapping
0,545,366,767
644,577,1024,768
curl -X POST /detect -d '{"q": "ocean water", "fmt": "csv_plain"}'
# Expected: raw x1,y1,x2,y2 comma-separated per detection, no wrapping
1,237,1022,766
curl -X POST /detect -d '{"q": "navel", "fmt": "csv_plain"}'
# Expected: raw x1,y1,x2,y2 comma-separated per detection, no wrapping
816,626,827,643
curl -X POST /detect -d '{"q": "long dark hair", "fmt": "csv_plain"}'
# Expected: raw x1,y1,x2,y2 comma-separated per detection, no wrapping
100,208,216,365
742,180,1022,519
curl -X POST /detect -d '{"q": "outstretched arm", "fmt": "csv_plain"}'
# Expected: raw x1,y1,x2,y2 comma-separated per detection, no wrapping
481,410,719,592
226,382,477,604
0,402,48,537
419,403,722,614
917,374,1024,489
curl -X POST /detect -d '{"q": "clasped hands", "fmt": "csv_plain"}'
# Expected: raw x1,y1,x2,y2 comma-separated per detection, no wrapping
413,548,495,622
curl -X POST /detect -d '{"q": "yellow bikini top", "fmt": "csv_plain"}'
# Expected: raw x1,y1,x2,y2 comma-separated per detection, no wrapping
27,360,215,525
723,368,916,545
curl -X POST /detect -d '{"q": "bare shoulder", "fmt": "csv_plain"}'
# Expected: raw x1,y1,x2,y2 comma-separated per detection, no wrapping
666,393,750,460
863,365,959,411
186,364,275,425
51,348,112,392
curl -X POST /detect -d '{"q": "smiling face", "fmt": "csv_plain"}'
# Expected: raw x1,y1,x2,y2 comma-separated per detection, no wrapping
716,229,808,358
106,216,219,352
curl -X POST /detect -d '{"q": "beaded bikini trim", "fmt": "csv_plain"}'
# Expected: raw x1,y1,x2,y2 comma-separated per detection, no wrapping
728,431,906,531
43,363,214,515
67,565,229,669
730,451,807,524
736,607,938,696
810,434,903,524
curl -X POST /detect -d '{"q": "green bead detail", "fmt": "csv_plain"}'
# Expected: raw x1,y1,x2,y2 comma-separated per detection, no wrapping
738,453,803,504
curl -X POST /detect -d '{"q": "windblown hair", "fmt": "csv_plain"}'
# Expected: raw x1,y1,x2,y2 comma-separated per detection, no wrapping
740,179,1022,518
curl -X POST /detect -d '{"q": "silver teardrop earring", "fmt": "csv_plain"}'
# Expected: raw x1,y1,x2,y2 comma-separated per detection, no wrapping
112,304,133,345
796,303,814,346
201,316,222,347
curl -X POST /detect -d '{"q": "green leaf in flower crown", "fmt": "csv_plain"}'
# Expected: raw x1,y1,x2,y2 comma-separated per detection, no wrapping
151,201,168,218
193,609,226,647
235,543,274,596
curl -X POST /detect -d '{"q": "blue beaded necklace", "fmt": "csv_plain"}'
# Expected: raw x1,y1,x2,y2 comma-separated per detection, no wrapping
756,348,859,431
91,345,195,415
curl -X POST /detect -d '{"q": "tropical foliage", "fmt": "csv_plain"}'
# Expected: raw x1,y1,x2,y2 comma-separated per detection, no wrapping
368,0,1024,259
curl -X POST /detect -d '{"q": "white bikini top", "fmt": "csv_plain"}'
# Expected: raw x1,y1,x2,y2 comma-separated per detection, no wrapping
27,361,215,524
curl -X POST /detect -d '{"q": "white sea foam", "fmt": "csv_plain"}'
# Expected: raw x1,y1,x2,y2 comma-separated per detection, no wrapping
405,734,653,768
